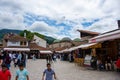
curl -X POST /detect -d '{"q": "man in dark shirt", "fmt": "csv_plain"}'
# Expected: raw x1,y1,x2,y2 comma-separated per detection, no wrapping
105,56,112,70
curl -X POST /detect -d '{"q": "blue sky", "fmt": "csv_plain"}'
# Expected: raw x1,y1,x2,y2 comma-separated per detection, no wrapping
0,0,120,39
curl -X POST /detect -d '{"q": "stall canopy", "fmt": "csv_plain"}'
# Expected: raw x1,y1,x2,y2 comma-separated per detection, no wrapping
4,48,30,51
61,48,69,53
61,43,98,53
76,43,97,49
89,29,120,43
40,50,52,54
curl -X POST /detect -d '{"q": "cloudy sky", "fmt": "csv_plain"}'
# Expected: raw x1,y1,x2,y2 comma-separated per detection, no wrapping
0,0,120,39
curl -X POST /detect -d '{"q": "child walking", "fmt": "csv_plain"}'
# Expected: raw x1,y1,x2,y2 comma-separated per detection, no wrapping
0,64,11,80
15,63,29,80
42,63,57,80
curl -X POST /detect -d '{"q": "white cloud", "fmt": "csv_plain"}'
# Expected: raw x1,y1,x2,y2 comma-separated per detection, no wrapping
29,21,65,39
28,21,67,39
0,12,25,30
88,17,118,33
0,0,119,39
29,21,59,33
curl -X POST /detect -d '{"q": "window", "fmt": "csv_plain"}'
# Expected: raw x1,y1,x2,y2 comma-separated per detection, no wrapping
20,41,23,45
20,41,27,45
24,41,27,45
11,41,17,44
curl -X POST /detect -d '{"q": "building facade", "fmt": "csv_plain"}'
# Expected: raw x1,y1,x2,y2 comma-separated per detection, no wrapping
33,35,47,48
49,37,73,50
89,29,120,60
3,33,30,51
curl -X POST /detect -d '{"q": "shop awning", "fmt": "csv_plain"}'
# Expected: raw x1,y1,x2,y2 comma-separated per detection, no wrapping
59,43,101,53
89,29,120,43
40,50,52,54
61,49,69,53
67,47,78,52
75,43,97,49
61,43,99,53
4,48,30,51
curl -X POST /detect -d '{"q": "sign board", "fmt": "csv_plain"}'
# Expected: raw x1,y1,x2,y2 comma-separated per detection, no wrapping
84,55,92,66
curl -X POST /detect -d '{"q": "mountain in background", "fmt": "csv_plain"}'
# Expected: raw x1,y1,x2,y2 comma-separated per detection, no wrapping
0,29,21,40
0,29,55,44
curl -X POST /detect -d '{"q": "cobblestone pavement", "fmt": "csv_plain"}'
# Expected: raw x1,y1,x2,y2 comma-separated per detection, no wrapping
10,59,120,80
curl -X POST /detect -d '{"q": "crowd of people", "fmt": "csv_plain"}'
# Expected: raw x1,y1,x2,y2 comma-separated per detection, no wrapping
0,50,120,80
90,55,120,71
0,51,28,69
0,51,29,80
0,51,57,80
46,54,60,64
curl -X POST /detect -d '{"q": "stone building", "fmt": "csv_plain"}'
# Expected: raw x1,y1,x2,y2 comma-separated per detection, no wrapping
49,37,73,50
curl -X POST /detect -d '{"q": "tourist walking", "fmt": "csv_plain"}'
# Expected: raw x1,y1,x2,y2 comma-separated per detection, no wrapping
53,55,57,62
68,54,72,62
32,54,36,61
17,52,22,65
46,54,52,64
14,53,19,67
12,53,17,67
4,54,11,69
21,53,27,67
42,63,57,80
15,63,29,80
90,56,97,70
0,64,11,80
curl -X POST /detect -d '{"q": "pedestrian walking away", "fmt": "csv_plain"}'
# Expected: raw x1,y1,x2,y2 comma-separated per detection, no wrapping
32,54,36,61
4,54,11,69
15,63,29,80
17,53,22,65
42,63,57,80
46,54,52,64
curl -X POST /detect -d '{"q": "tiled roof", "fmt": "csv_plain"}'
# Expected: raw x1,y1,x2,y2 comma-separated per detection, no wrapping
77,30,99,35
4,34,27,41
54,47,66,51
29,43,48,50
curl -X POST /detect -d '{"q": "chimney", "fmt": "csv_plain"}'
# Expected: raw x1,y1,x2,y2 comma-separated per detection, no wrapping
24,32,26,38
118,20,120,29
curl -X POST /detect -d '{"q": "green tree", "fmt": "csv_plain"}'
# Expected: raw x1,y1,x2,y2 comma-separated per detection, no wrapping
19,30,56,44
19,30,34,40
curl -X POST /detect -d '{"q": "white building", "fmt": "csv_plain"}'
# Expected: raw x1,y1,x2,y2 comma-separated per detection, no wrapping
33,35,47,48
3,33,30,51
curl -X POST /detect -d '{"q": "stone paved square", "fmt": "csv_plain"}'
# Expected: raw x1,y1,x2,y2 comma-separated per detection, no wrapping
10,59,120,80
